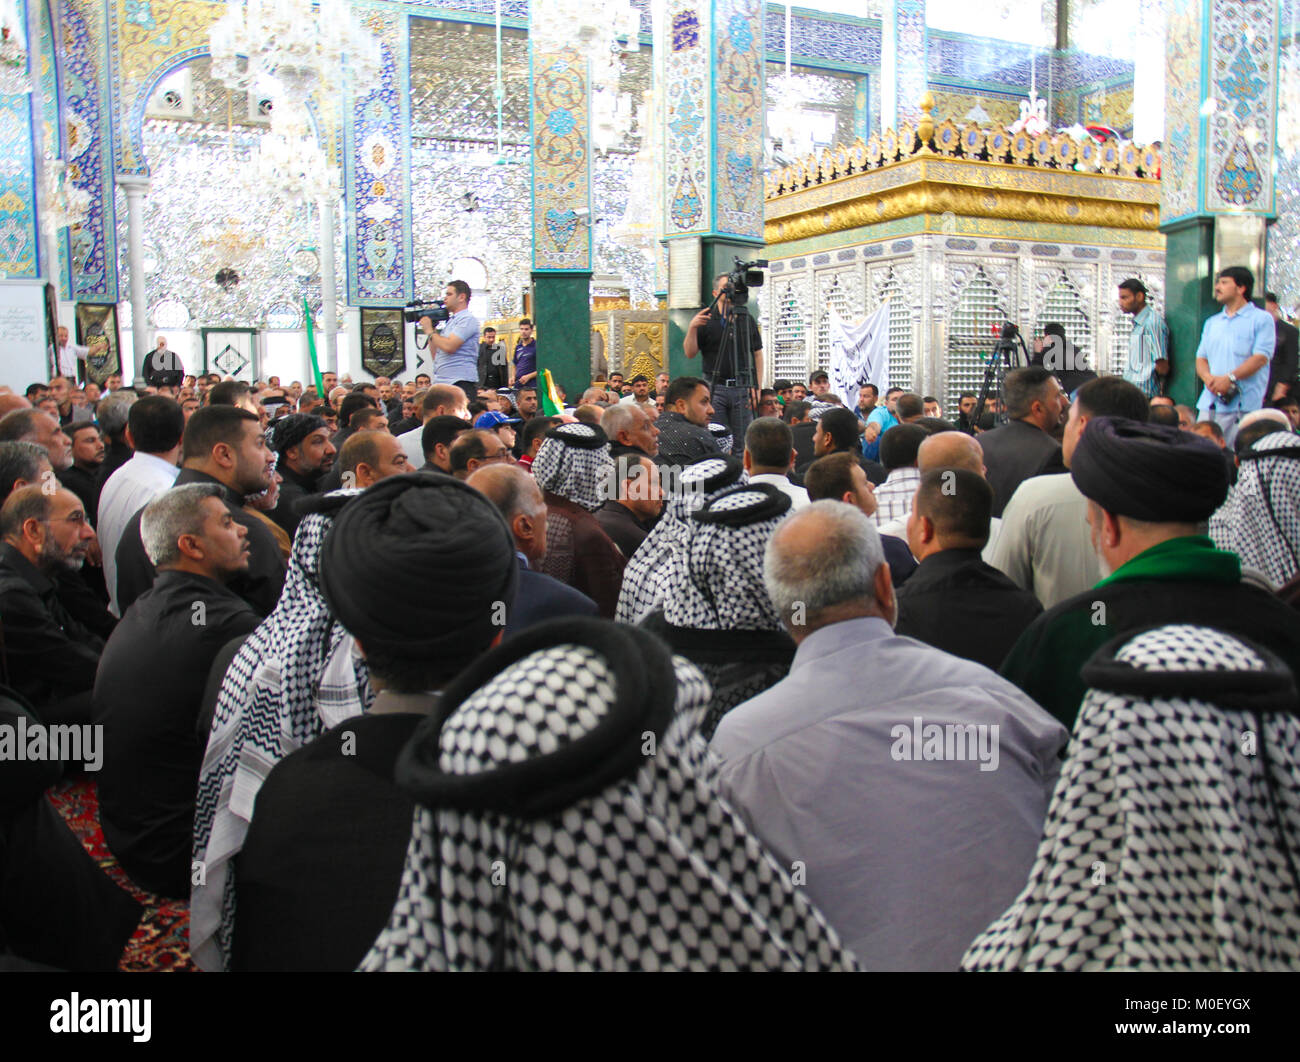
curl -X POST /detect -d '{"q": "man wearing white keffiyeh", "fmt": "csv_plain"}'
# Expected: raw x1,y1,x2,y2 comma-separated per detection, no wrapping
615,454,746,625
639,483,796,738
1209,431,1300,588
190,489,372,972
359,616,859,971
963,624,1300,971
531,422,625,618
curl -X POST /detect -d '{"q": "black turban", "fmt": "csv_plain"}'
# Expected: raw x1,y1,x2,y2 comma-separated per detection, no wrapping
268,413,327,456
319,473,518,656
1070,416,1229,523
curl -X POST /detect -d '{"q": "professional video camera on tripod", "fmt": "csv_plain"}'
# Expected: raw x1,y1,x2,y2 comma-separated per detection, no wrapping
968,314,1030,430
684,257,768,441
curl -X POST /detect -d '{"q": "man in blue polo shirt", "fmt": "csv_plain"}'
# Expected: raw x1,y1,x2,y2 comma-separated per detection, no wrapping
1195,266,1275,447
862,387,902,461
418,279,481,386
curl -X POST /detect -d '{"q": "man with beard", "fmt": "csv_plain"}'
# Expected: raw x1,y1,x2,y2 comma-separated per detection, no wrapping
57,422,106,522
267,414,336,539
0,486,101,726
1000,417,1300,730
113,406,284,617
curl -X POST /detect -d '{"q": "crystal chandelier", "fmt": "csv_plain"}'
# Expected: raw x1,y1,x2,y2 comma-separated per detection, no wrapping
40,160,90,236
255,97,341,203
0,0,30,96
209,0,382,111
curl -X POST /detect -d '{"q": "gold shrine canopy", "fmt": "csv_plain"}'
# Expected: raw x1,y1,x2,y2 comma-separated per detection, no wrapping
765,94,1163,252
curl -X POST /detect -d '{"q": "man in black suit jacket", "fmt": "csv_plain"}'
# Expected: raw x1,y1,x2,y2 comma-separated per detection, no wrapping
466,464,598,637
1264,292,1299,403
976,367,1068,518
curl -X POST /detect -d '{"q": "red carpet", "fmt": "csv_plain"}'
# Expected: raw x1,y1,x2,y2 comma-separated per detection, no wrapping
47,777,195,972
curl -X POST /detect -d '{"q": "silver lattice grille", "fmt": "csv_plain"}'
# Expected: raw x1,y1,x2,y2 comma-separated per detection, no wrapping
815,274,854,376
882,274,912,391
770,281,808,383
1035,272,1094,368
945,269,1003,412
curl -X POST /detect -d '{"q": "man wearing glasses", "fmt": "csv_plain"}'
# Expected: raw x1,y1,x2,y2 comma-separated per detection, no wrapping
0,485,103,728
448,430,514,480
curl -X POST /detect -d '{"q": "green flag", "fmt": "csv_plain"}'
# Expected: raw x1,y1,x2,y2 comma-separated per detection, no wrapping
304,298,323,397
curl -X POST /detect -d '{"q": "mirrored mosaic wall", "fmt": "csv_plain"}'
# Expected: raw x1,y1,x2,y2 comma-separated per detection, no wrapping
1267,30,1299,312
116,59,344,332
409,19,658,318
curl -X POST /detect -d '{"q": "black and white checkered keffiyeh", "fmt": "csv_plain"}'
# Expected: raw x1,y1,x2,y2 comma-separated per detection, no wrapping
962,624,1300,971
531,422,614,512
191,491,374,972
708,421,733,455
662,483,789,630
358,619,858,971
1209,431,1300,589
615,456,746,624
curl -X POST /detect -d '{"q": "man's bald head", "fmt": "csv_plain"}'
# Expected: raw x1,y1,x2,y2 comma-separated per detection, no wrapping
467,463,546,521
917,431,986,476
0,393,32,418
1238,408,1291,433
467,461,548,565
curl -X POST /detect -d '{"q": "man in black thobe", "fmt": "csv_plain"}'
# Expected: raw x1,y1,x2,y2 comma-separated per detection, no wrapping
95,484,261,898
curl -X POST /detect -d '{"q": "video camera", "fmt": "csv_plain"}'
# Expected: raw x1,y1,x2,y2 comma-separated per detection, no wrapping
403,298,451,326
722,257,769,306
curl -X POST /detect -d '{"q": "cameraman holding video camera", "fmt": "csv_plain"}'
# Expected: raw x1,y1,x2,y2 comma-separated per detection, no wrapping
684,270,765,441
416,279,481,387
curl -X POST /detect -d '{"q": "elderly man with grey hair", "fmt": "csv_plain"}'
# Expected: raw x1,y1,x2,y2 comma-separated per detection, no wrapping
93,483,262,899
93,388,138,492
710,500,1067,971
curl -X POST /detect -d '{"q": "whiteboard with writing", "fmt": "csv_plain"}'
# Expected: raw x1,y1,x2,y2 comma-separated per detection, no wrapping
0,282,50,389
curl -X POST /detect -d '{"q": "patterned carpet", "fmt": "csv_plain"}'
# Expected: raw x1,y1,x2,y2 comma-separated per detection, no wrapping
47,777,195,972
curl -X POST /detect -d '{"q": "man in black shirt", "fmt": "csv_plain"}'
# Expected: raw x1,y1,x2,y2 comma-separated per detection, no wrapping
0,486,101,726
595,454,662,557
896,469,1042,670
266,413,334,538
655,377,721,465
94,484,261,898
56,422,105,523
114,405,285,617
684,273,765,444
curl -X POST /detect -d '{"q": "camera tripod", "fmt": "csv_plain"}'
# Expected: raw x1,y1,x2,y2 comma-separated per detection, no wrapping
970,322,1028,430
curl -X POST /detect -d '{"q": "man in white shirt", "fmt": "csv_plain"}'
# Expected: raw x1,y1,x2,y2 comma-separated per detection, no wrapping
618,375,654,407
711,501,1067,970
97,396,183,614
742,417,808,509
988,376,1149,609
396,383,471,469
871,423,926,525
50,326,88,381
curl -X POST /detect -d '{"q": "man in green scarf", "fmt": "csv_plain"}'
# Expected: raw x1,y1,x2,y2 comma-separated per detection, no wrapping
1001,416,1300,730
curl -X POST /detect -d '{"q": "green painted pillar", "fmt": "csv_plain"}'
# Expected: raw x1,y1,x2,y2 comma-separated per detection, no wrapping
529,39,592,399
531,273,591,402
660,0,765,382
1160,0,1279,406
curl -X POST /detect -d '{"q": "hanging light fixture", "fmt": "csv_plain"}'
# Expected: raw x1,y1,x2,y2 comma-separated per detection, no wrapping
254,96,342,203
40,160,90,236
209,0,381,113
0,0,30,96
